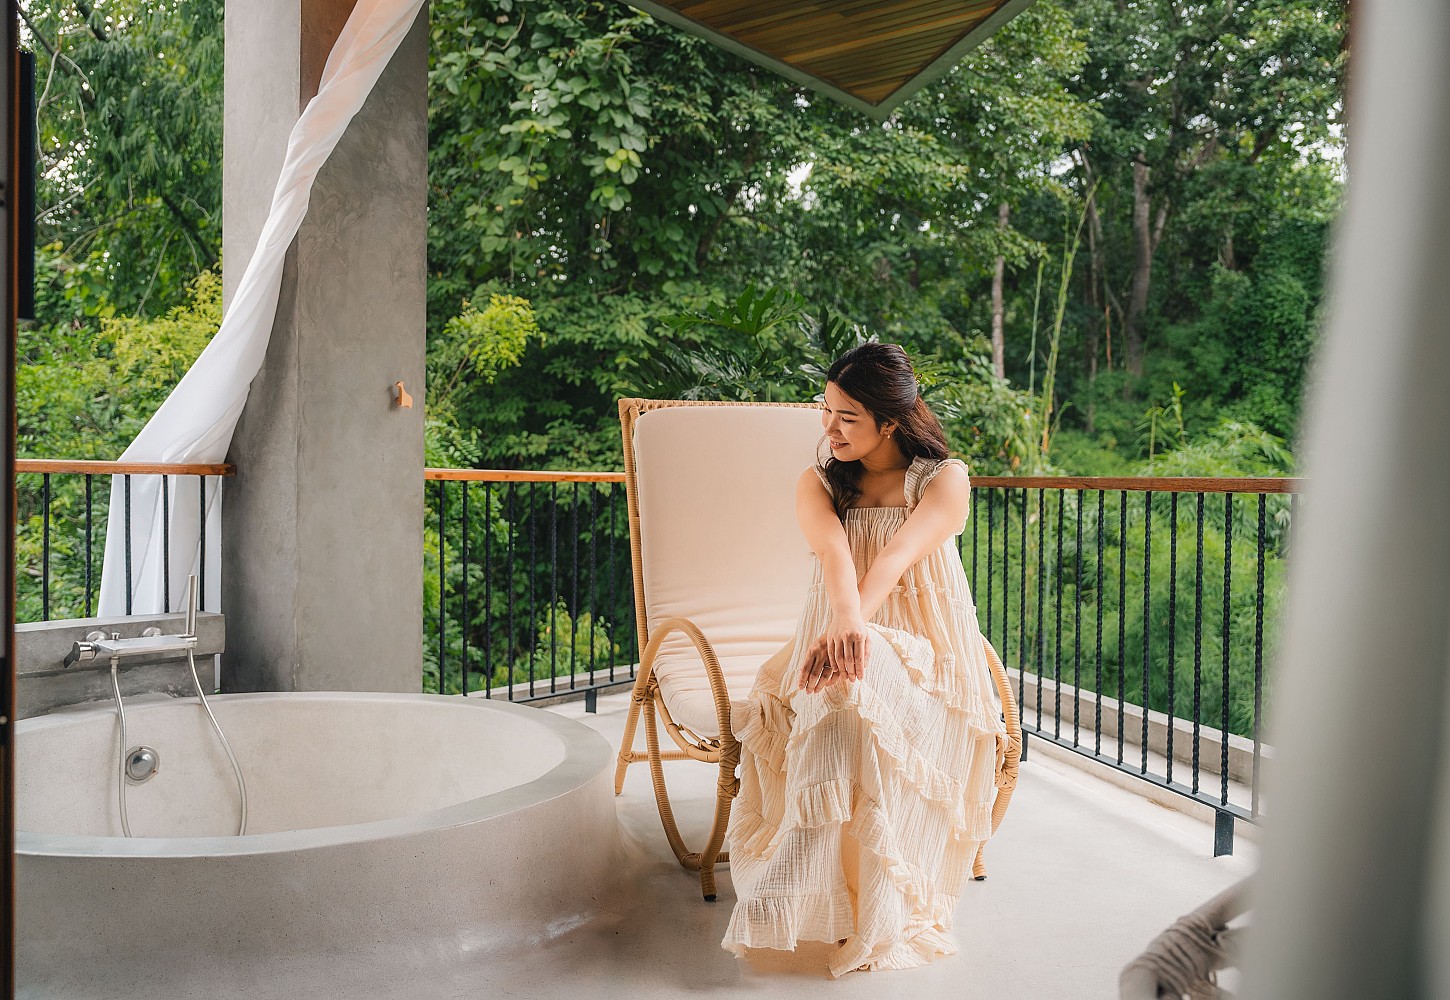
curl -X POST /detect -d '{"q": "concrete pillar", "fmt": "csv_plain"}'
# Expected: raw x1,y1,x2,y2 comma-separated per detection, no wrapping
221,0,427,692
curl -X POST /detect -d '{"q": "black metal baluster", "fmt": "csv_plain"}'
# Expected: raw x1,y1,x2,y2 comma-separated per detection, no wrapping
124,474,133,615
1018,488,1028,718
437,480,447,692
1055,490,1065,739
608,486,619,682
1193,492,1205,795
571,481,580,688
84,475,94,617
41,473,51,620
1117,491,1127,766
588,486,599,687
1252,493,1267,817
1141,492,1152,775
461,481,471,696
1167,491,1180,785
484,480,494,697
527,483,538,699
550,485,559,693
1002,487,1010,681
1221,493,1234,807
1036,489,1046,731
161,475,171,613
1095,491,1105,757
1073,489,1083,747
199,477,208,611
986,489,995,650
506,485,517,694
971,487,979,594
201,475,210,608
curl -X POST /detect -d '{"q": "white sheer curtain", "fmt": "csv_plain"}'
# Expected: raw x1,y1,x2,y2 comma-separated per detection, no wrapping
96,0,426,616
1242,1,1450,996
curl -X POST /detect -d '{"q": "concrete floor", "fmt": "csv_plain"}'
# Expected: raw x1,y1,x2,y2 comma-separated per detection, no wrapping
44,689,1254,1000
518,689,1256,1000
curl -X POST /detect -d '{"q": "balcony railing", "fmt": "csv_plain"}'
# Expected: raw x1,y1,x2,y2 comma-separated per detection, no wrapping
423,469,638,707
16,459,234,622
22,460,1298,852
965,475,1301,854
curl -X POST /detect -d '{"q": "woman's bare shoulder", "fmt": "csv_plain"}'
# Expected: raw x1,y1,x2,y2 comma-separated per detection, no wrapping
800,465,831,491
915,459,971,518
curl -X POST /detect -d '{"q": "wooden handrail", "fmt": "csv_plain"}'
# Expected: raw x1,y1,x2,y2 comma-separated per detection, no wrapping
16,459,235,476
969,475,1303,494
427,469,1298,493
15,462,1300,493
425,468,626,483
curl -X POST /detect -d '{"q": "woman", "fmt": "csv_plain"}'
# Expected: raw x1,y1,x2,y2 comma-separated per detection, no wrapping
720,342,1005,977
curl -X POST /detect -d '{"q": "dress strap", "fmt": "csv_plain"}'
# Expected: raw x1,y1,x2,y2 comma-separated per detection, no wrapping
812,464,833,498
906,457,970,511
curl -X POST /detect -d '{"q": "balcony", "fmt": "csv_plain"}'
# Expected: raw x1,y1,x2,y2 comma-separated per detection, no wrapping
14,459,1283,996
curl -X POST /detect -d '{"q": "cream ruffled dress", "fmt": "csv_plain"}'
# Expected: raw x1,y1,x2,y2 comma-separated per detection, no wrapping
720,457,1005,978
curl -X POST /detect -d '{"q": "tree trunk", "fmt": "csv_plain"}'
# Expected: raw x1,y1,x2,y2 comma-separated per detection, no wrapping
1083,185,1102,434
990,202,1008,380
1124,152,1167,377
1220,228,1237,270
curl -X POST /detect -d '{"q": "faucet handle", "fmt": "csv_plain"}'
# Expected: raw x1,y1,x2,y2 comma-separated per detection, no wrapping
63,630,108,668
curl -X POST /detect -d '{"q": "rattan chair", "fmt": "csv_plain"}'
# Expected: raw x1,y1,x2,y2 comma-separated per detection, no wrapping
613,397,1022,900
1120,879,1250,999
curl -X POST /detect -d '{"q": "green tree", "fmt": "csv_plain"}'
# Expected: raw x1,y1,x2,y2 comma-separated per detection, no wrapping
1063,0,1345,382
23,0,223,320
425,0,1095,471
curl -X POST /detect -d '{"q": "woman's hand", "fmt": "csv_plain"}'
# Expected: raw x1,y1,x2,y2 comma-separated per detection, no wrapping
797,636,839,693
825,613,870,682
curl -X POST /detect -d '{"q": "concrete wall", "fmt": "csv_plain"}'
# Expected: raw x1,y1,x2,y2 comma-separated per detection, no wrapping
221,0,427,693
16,614,226,719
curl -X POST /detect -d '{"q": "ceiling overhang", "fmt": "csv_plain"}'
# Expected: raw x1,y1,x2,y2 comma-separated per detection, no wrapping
624,0,1039,120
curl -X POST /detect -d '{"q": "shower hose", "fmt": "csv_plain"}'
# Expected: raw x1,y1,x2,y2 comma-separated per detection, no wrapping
110,649,249,837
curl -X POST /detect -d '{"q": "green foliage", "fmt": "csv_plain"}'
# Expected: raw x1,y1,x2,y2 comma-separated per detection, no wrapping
448,293,540,383
424,0,1096,472
18,259,220,460
619,285,855,402
970,484,1287,740
25,0,223,319
1138,420,1296,480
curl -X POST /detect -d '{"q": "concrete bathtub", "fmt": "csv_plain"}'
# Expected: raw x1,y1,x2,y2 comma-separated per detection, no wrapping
16,692,623,996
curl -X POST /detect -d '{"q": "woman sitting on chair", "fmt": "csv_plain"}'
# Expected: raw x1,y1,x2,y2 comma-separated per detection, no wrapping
721,342,1006,977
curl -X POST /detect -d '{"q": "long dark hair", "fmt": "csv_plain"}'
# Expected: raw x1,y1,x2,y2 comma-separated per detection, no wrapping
817,342,950,520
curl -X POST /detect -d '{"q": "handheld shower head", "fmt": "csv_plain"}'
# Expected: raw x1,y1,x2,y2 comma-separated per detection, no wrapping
184,574,199,637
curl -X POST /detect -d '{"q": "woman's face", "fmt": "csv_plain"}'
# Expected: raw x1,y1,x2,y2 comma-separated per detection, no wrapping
822,381,896,463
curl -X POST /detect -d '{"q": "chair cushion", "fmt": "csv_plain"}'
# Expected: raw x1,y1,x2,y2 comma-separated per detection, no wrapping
654,651,774,739
633,404,823,736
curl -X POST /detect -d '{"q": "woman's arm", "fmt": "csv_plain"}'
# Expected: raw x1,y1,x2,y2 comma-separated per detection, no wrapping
796,468,871,680
856,462,971,621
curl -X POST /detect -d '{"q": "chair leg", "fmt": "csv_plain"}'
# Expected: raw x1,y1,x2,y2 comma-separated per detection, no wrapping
972,844,988,881
613,669,652,795
643,693,742,902
644,690,692,864
692,747,742,902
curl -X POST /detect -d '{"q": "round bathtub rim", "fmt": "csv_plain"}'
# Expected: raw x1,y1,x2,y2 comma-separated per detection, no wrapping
16,691,611,859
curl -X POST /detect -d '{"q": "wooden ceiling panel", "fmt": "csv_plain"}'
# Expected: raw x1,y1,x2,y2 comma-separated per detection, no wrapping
625,0,1035,118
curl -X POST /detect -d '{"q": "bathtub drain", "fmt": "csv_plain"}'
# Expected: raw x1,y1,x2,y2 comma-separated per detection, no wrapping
125,746,160,783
